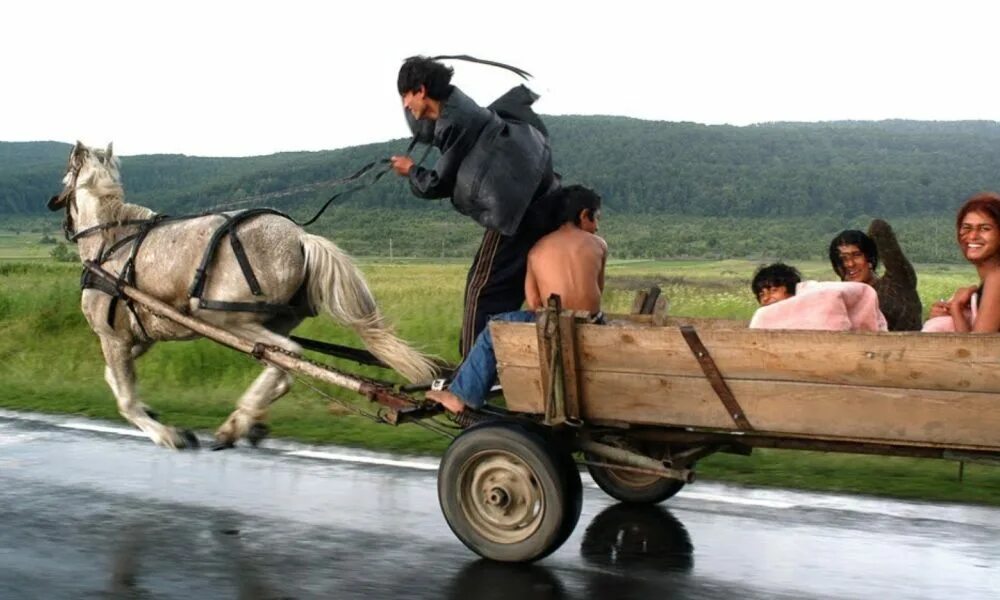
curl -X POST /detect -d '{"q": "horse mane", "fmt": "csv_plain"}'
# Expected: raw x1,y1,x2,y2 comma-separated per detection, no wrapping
106,200,156,222
81,150,156,222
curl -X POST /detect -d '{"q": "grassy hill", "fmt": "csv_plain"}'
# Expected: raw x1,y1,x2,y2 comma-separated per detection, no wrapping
4,117,999,262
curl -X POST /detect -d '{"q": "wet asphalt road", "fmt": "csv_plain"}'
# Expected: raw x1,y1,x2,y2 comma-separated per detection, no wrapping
0,412,997,600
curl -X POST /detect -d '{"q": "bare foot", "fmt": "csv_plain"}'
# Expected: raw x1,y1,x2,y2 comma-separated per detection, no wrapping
426,390,466,414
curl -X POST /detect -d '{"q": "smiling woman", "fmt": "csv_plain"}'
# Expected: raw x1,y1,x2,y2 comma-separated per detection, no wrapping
937,192,1000,333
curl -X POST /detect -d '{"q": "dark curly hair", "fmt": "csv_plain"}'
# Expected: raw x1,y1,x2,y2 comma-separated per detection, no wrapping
828,230,878,279
549,185,602,226
751,263,802,299
397,56,454,100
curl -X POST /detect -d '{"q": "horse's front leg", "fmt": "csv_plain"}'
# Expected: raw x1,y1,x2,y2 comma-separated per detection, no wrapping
99,335,197,449
214,325,297,449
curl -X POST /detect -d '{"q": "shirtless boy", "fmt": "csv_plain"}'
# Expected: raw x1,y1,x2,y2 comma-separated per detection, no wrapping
426,185,607,413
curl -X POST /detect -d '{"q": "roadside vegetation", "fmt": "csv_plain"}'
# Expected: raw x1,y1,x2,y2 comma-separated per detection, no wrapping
1,246,997,506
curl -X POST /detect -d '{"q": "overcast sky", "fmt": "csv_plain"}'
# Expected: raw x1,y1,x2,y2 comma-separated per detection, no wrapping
3,0,998,157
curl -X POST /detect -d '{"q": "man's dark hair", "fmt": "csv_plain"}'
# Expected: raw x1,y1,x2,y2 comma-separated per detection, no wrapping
828,230,878,278
552,185,602,226
751,263,802,298
397,56,454,100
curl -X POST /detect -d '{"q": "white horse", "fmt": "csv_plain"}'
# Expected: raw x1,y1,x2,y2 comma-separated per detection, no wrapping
48,141,437,449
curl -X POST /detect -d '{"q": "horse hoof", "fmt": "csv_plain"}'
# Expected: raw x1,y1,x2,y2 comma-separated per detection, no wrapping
179,429,200,449
247,423,270,448
211,440,235,451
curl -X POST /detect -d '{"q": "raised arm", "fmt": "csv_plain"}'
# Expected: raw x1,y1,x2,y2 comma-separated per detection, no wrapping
867,218,917,287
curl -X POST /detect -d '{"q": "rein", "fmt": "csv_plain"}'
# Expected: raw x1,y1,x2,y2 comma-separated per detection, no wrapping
62,135,427,242
298,134,425,227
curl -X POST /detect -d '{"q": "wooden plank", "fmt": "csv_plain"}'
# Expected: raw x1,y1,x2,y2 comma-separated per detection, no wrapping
495,366,1000,448
630,290,649,315
530,313,554,418
581,373,1000,448
493,322,1000,394
640,286,661,314
651,296,669,326
558,310,581,419
496,364,545,413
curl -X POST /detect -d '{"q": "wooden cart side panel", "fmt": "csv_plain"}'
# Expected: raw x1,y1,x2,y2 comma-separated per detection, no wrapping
496,366,1000,448
587,375,1000,448
493,323,1000,394
497,365,546,413
492,321,1000,448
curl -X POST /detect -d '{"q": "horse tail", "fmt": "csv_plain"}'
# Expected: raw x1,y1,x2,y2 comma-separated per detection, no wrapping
300,234,438,383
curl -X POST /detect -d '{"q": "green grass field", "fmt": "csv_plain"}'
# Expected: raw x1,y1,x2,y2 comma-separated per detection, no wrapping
0,231,63,261
1,244,997,505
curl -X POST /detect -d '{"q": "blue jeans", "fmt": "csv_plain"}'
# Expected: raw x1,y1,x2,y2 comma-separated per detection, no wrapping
449,310,537,409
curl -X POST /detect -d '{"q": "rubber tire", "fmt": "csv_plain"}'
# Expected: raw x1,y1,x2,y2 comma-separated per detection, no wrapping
438,422,583,563
550,438,584,557
585,454,686,504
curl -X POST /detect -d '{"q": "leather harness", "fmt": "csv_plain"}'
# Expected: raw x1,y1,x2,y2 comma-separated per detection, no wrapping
78,208,306,337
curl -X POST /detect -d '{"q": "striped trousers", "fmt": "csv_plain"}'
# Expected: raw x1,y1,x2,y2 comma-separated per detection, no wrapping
459,224,547,357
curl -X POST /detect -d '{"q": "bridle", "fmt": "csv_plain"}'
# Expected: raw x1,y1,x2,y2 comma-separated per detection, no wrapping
48,160,162,244
48,161,82,241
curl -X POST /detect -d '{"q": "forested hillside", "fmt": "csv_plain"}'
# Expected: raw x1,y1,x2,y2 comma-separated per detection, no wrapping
3,118,999,261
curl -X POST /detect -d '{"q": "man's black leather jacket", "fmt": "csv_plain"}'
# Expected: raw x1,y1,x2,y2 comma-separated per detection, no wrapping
406,85,557,236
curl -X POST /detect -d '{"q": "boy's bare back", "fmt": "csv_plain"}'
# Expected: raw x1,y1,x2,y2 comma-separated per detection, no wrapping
525,223,607,313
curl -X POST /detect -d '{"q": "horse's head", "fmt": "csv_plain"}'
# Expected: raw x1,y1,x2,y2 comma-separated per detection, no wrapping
48,141,120,212
48,141,123,239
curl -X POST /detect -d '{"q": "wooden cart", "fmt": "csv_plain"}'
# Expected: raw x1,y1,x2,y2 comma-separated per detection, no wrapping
84,264,1000,564
437,296,1000,563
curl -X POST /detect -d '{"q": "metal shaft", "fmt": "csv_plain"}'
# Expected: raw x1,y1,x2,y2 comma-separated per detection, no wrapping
580,439,695,483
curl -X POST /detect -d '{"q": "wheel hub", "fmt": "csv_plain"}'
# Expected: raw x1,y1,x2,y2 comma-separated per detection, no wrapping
486,487,510,508
459,451,545,544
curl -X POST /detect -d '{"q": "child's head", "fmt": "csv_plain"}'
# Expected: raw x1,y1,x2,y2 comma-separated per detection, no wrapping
751,263,802,306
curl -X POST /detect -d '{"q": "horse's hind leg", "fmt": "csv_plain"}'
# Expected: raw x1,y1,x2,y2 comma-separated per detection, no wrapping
214,325,297,448
99,335,195,449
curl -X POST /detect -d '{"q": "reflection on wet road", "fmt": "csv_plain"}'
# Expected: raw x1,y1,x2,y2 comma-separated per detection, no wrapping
0,413,997,599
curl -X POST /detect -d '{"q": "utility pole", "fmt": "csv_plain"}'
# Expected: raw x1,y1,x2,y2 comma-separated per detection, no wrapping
389,237,393,259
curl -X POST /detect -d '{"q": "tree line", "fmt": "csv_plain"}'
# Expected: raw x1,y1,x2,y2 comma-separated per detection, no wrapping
3,117,998,262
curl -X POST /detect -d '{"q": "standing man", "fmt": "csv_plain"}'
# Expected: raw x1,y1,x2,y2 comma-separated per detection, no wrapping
390,56,561,357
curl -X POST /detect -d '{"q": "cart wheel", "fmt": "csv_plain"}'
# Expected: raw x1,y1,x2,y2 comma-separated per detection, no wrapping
438,422,583,563
585,453,686,505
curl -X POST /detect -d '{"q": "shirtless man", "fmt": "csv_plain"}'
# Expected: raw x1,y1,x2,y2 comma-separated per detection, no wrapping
525,190,605,314
426,185,606,413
